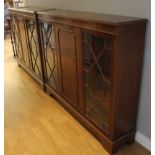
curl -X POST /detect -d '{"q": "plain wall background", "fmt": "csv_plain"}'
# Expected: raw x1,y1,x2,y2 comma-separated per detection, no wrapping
27,0,151,139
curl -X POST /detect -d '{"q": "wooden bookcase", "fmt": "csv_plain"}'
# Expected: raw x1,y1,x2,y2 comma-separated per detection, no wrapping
9,7,147,154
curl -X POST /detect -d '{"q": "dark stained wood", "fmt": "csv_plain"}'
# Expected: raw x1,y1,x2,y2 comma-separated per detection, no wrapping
111,27,147,139
38,9,147,25
9,7,148,154
55,25,80,109
38,9,147,35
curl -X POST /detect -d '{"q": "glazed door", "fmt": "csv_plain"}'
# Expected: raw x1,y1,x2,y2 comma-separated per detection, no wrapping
55,25,80,109
11,16,30,68
25,19,42,80
11,16,42,80
82,31,113,134
40,22,59,92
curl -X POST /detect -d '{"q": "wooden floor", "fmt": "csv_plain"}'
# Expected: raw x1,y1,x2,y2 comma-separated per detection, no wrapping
4,38,150,155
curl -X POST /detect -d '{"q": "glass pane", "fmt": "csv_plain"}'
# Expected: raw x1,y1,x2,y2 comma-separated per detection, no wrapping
18,19,30,67
83,32,112,133
11,16,24,61
26,20,42,79
40,22,59,91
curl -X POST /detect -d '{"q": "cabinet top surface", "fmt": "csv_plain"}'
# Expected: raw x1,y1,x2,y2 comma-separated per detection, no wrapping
38,9,147,25
8,6,53,13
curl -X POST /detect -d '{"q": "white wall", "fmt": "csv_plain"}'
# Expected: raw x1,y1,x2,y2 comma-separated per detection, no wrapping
28,0,151,139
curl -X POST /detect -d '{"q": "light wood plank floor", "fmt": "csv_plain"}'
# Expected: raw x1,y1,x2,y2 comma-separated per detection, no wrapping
4,38,151,155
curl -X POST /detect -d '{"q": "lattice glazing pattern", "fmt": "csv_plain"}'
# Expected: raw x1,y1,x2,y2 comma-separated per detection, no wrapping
26,20,41,78
11,16,24,61
83,33,112,133
40,22,58,91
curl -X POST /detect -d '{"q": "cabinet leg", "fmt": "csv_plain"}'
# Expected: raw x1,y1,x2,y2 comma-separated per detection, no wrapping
49,94,57,100
126,133,135,145
43,86,46,92
111,148,119,155
17,62,21,68
126,138,135,145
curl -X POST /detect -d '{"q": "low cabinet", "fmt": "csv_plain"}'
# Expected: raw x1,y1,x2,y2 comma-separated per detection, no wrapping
9,7,148,154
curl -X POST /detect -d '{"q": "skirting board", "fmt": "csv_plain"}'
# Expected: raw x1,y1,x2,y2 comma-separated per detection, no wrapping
135,131,151,151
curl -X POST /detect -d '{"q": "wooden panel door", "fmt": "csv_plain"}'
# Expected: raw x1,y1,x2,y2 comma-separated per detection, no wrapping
55,25,80,109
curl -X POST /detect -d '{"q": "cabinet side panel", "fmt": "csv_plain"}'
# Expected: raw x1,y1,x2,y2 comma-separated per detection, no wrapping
112,27,146,139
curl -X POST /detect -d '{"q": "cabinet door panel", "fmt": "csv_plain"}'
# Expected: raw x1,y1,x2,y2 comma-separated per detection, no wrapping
56,26,79,108
11,16,30,67
18,19,30,67
82,32,113,134
11,16,43,81
40,22,59,91
26,19,42,79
